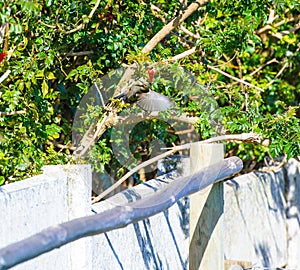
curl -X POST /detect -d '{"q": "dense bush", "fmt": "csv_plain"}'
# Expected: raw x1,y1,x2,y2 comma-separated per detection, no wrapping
0,0,299,184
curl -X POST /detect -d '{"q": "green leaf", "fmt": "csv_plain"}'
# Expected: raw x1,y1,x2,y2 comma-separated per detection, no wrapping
42,80,49,97
46,72,55,80
66,69,78,80
36,70,44,78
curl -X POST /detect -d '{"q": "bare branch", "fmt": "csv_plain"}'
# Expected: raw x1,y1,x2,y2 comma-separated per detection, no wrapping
92,132,262,203
46,141,76,151
73,109,118,157
0,110,26,117
142,0,209,53
267,9,277,24
116,111,199,126
150,4,166,23
271,22,300,40
163,47,263,91
60,51,94,57
38,20,57,29
0,70,11,84
163,47,197,62
267,61,289,86
249,58,278,77
180,25,200,39
207,64,264,92
256,14,300,35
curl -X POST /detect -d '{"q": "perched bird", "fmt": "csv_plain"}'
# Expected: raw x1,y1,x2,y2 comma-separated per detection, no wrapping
114,68,173,112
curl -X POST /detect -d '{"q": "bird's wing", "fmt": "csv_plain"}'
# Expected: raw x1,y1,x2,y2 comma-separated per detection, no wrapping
137,91,174,112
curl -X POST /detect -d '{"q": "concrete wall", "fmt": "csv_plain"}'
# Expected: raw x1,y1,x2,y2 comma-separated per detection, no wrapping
224,158,300,269
0,165,92,270
91,157,191,270
0,158,300,269
91,174,190,270
0,159,191,270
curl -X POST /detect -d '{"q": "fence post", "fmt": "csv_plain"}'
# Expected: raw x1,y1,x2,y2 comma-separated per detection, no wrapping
189,143,224,270
43,165,93,270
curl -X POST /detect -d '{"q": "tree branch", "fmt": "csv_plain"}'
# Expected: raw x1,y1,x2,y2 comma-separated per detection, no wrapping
267,61,289,86
39,0,102,34
0,23,6,44
180,25,200,39
0,70,11,84
116,111,199,126
64,0,101,34
0,110,26,117
38,20,57,29
163,47,197,62
60,51,94,57
256,14,300,35
163,47,264,92
142,0,209,53
249,58,278,77
92,132,263,203
207,64,264,92
74,108,198,158
271,22,300,40
46,141,76,151
150,4,166,23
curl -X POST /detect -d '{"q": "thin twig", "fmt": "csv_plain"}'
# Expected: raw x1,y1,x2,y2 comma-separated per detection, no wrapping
207,64,264,92
0,23,6,44
60,51,94,57
260,154,286,172
267,61,289,86
163,47,197,62
163,47,264,92
166,52,263,92
236,54,248,111
0,70,11,84
92,132,262,203
92,148,176,203
3,22,9,52
271,22,300,40
180,25,200,39
172,30,195,46
236,54,244,91
116,112,199,126
65,0,101,34
38,20,57,29
150,4,166,23
256,14,300,35
228,58,278,89
46,141,76,151
40,0,102,34
249,58,278,77
0,110,26,116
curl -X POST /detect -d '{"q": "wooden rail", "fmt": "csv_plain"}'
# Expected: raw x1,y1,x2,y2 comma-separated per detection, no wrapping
0,156,242,270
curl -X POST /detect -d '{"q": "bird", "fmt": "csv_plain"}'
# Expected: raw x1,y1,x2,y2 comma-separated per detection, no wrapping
114,68,174,112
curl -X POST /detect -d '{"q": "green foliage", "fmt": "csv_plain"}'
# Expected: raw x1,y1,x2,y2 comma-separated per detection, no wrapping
0,0,299,183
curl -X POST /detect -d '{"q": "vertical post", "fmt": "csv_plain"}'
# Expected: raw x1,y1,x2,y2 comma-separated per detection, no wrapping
189,143,224,270
43,165,93,270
